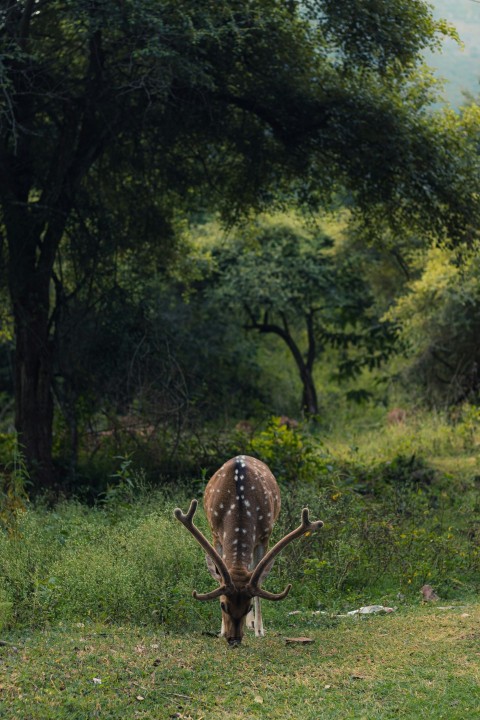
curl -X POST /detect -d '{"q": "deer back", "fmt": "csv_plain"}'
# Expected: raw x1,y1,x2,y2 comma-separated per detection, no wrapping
204,455,280,572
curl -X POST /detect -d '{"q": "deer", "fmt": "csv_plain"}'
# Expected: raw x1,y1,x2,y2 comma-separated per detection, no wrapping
174,454,323,645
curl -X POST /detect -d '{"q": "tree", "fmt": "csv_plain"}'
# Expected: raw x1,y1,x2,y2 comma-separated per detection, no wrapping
0,0,477,488
206,214,395,416
385,242,480,406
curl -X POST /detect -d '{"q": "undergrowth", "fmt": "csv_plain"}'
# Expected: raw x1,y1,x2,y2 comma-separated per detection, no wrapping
0,416,478,632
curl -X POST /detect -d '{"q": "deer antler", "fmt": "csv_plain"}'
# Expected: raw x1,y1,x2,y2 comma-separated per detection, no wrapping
247,508,323,597
174,499,235,600
253,583,293,601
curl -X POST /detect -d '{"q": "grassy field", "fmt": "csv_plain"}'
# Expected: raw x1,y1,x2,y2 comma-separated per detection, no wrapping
1,603,479,719
0,411,479,718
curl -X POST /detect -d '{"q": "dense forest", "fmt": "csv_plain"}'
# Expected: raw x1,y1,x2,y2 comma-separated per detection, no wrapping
0,0,479,499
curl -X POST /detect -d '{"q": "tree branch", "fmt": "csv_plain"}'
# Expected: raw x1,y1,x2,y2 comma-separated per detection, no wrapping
243,314,308,379
213,90,330,145
18,0,36,48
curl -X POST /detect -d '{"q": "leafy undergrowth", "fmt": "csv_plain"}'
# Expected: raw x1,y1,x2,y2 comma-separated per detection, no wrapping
1,603,479,719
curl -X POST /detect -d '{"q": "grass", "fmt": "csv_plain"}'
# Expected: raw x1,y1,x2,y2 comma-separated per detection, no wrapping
1,603,479,719
1,409,479,717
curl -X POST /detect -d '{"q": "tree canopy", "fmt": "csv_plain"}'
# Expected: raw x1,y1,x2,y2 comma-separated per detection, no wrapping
204,214,395,416
1,0,479,488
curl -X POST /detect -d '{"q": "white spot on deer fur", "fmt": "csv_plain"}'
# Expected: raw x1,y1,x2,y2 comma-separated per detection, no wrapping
242,528,247,534
235,527,240,532
259,515,263,520
219,503,224,509
231,504,235,510
214,511,218,516
232,539,238,545
244,500,250,507
247,511,251,517
240,485,244,491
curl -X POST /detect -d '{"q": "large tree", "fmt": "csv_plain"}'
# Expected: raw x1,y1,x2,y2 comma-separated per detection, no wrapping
205,214,396,416
0,0,477,488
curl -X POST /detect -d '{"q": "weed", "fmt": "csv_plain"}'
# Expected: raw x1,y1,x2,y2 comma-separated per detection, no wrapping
0,435,29,537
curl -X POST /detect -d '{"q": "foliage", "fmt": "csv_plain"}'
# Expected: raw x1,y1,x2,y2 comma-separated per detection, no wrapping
2,0,479,488
244,418,480,605
312,0,458,69
247,416,333,489
0,435,29,537
200,214,396,415
385,241,480,405
0,493,213,629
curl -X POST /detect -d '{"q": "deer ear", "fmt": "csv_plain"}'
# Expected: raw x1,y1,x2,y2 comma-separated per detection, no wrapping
205,554,223,581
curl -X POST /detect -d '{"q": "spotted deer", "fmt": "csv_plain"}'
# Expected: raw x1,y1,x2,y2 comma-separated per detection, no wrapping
174,455,323,645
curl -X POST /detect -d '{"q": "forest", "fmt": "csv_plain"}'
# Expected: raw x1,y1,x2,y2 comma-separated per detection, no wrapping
0,1,480,717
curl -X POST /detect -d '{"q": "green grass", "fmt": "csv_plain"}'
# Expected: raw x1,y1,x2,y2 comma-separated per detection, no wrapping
1,409,479,717
1,603,479,719
324,404,480,463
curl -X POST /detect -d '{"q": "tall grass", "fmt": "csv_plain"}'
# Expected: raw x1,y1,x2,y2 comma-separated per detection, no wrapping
0,493,219,630
0,480,478,631
0,412,479,631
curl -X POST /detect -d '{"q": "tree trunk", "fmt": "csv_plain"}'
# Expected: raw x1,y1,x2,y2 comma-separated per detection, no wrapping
300,367,318,417
6,201,57,491
12,285,55,490
245,311,320,417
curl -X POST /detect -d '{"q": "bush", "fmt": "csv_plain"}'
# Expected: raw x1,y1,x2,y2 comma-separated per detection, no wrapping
0,491,220,631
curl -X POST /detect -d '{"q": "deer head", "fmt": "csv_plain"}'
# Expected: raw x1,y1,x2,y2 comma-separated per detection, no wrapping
174,455,323,645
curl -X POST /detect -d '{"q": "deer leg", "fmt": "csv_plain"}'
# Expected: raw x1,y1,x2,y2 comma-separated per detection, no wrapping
246,553,256,630
208,541,226,637
253,596,264,637
246,547,261,631
252,544,266,637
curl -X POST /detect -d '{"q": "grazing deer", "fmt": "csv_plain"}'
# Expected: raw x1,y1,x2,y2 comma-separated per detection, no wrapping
174,455,323,645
